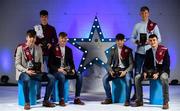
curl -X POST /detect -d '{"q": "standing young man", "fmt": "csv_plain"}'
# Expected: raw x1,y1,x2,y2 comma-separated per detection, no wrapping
131,6,161,100
34,10,58,99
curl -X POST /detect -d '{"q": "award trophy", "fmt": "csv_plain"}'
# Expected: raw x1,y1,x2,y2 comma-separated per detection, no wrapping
140,33,147,45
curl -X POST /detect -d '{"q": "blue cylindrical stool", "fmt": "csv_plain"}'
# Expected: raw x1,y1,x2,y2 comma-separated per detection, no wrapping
150,79,163,105
52,79,69,102
18,80,37,106
112,78,126,103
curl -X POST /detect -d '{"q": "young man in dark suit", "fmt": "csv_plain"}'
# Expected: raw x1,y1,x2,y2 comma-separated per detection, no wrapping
34,10,58,99
134,34,170,109
48,32,84,106
101,34,133,106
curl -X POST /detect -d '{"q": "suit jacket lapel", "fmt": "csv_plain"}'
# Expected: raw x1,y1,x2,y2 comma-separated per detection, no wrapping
114,46,119,67
64,46,67,65
33,46,36,61
150,48,154,61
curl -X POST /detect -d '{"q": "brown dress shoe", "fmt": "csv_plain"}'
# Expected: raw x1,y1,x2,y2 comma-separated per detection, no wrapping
59,99,66,106
24,103,30,110
101,99,113,104
43,101,56,107
74,98,85,105
133,100,143,107
162,102,169,109
124,100,130,106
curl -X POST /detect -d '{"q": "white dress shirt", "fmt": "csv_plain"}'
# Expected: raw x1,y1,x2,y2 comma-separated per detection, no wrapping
118,47,125,68
60,46,65,67
27,47,34,68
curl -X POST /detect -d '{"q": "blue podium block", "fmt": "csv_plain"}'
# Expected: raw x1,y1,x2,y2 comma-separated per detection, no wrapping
18,80,37,106
52,79,69,102
150,79,163,105
112,78,126,103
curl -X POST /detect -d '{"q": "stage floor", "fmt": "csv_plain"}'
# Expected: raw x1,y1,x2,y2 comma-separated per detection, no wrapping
0,85,179,111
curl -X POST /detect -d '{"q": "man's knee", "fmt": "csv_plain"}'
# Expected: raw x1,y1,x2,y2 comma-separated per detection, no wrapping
135,74,141,83
160,73,168,81
47,74,55,80
46,74,55,83
125,71,132,81
102,74,110,84
56,73,65,81
76,73,83,80
20,73,31,82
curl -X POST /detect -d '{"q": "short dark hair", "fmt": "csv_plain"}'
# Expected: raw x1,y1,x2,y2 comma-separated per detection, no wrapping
59,32,67,38
115,33,125,40
26,29,36,38
149,34,158,39
40,10,48,16
140,6,149,12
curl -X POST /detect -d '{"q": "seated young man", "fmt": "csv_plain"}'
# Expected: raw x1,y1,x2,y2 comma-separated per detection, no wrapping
101,33,133,106
15,29,55,110
134,34,170,109
48,32,84,106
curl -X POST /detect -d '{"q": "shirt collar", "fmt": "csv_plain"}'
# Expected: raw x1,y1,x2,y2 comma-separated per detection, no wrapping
152,47,157,52
59,45,65,49
141,20,148,24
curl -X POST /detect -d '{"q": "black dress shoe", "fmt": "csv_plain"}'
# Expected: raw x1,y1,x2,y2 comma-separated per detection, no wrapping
74,98,85,105
43,101,56,107
133,100,143,107
101,99,113,104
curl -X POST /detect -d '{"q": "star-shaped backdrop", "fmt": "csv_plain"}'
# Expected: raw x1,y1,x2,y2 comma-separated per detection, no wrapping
68,16,128,74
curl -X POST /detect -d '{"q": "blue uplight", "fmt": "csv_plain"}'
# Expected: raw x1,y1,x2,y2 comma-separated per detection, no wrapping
0,48,12,73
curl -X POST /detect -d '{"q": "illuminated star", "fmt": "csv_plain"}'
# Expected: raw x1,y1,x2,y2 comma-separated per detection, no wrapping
68,16,122,73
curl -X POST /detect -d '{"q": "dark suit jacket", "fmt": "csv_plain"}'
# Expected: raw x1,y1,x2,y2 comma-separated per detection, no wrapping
48,45,75,74
106,45,134,73
143,46,170,76
35,24,58,56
